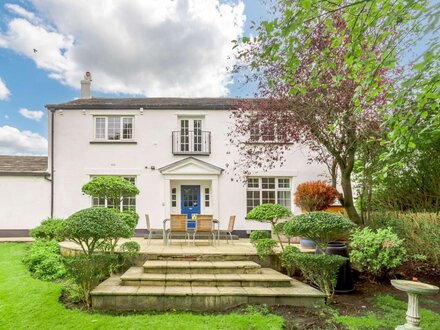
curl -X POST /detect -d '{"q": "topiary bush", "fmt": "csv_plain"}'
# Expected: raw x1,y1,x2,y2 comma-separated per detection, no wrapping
292,253,347,303
29,218,65,241
246,204,292,250
246,203,292,223
62,207,132,255
249,230,271,244
23,240,66,281
350,227,407,281
117,210,139,233
294,180,339,211
279,245,300,276
82,176,139,210
284,212,356,252
64,253,118,307
255,239,278,260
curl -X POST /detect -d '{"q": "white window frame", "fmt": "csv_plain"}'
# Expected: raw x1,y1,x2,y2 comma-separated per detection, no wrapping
90,176,137,211
246,177,292,213
94,116,135,141
178,117,205,153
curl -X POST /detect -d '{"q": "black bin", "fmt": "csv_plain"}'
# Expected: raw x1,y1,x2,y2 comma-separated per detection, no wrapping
326,241,354,293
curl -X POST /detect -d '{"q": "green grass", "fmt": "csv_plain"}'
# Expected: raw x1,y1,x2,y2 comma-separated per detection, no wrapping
334,294,440,330
0,243,284,330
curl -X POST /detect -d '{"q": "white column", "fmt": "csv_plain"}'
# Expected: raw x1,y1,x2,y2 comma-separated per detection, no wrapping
212,177,219,220
164,178,171,219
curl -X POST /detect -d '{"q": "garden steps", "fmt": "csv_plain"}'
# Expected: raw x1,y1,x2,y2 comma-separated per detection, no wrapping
92,259,326,311
121,266,292,287
142,260,261,274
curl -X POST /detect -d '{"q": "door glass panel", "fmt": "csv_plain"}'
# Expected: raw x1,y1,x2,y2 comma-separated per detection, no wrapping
193,120,202,152
180,120,189,152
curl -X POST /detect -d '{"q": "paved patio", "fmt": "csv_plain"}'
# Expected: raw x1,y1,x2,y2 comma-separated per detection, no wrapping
59,237,313,257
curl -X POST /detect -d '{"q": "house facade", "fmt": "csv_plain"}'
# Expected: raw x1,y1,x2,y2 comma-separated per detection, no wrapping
0,75,327,236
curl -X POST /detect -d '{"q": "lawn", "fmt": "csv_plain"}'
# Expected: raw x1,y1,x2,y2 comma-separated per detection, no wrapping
0,243,283,330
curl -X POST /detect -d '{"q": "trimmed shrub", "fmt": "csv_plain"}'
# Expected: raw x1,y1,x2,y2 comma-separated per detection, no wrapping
246,204,292,250
29,218,65,241
23,240,66,281
249,230,271,244
255,239,278,260
82,176,139,210
64,253,118,307
62,207,132,255
294,180,339,211
292,253,346,303
246,203,292,224
284,212,356,252
279,245,300,276
118,210,139,233
350,227,407,281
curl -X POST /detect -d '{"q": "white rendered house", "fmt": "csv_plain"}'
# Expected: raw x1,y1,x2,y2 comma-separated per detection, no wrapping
0,74,327,236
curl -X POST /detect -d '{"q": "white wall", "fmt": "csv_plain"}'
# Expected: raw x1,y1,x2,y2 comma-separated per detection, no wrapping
0,175,50,230
50,108,327,232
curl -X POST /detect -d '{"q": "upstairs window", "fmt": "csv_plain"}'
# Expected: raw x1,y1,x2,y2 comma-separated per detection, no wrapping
94,116,134,141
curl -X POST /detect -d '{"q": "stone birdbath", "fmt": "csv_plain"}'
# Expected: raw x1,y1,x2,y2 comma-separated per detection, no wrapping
391,279,439,330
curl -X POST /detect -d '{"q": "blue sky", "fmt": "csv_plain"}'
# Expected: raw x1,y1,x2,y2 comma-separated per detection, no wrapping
0,0,269,154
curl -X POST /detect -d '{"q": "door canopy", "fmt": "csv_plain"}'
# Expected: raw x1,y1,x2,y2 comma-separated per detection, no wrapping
158,157,224,176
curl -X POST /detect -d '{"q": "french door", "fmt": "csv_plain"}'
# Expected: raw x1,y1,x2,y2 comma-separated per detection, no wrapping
180,119,203,153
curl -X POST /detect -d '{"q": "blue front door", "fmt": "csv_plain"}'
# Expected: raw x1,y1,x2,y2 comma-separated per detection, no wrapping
181,185,201,220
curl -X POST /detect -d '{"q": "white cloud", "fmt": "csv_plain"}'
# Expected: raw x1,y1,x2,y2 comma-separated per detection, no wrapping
0,0,246,97
5,3,42,25
19,108,45,121
0,125,47,155
0,78,11,100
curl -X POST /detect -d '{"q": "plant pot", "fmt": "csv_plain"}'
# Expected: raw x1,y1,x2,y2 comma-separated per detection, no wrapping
299,238,316,250
325,241,354,293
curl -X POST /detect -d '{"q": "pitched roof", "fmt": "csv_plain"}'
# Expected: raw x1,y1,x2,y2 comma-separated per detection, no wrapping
46,97,258,110
0,155,48,176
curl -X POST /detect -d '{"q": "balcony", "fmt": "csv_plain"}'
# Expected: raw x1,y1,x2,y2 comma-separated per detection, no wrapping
172,131,211,155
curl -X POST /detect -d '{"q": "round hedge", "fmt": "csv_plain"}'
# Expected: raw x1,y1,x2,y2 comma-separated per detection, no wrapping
284,211,356,251
246,203,292,223
64,207,132,242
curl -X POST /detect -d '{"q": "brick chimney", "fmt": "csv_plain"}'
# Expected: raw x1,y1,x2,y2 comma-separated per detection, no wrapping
80,72,92,99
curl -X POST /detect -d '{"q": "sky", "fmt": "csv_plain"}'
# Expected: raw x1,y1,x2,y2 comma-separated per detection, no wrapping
0,0,270,155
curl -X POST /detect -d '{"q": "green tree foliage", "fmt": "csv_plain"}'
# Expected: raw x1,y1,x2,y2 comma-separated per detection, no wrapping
29,218,65,241
62,207,132,256
291,253,346,303
23,240,66,281
82,176,139,210
284,212,356,252
350,227,407,281
246,203,292,250
249,230,271,244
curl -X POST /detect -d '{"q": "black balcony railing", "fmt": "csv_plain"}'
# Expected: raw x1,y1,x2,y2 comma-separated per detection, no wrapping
172,131,211,155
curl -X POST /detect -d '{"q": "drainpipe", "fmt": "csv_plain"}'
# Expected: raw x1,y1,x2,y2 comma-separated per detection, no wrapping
49,109,55,217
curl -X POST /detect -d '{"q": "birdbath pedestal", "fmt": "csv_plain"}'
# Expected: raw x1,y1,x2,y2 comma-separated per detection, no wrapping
391,280,439,330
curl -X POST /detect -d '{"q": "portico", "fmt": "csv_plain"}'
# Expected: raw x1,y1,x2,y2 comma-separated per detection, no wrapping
159,157,223,220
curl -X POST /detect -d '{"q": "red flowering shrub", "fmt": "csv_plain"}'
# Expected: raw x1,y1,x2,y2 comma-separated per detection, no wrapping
294,181,338,211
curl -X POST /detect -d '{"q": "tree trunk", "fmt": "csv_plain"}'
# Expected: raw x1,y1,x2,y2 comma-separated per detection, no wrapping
340,168,361,223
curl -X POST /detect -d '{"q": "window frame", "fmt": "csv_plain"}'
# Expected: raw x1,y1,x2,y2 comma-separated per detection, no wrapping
94,116,135,141
246,177,292,213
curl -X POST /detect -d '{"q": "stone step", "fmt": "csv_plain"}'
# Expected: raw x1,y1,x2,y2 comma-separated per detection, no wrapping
91,277,326,312
121,267,291,287
143,260,261,274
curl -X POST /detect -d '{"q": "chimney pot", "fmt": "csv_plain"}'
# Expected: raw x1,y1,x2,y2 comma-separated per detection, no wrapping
80,72,92,99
